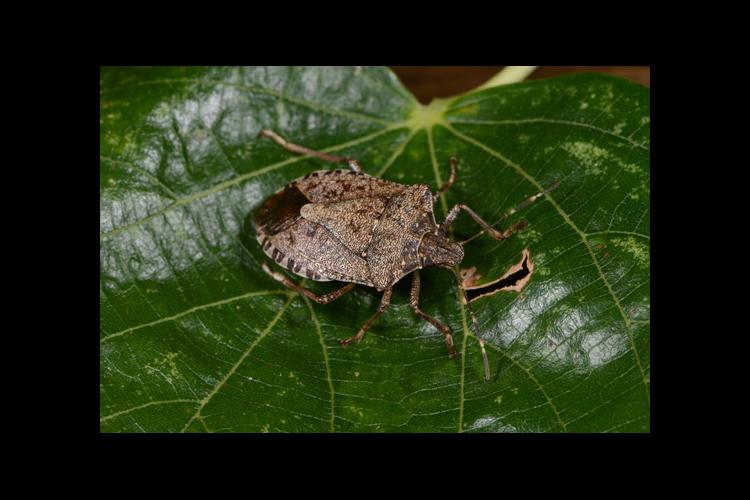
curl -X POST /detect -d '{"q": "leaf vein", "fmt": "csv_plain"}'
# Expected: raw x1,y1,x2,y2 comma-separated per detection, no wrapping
483,342,567,432
101,77,394,126
302,296,336,433
180,293,296,432
447,118,649,151
100,125,401,239
100,290,287,343
100,399,199,424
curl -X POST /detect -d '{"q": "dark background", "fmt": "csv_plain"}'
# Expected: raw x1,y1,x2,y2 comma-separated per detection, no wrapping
390,66,650,104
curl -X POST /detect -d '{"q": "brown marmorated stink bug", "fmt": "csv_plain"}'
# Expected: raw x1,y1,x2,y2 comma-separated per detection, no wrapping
252,130,558,380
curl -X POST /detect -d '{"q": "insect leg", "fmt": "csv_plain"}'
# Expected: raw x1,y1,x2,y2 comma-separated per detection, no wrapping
259,129,362,172
262,262,356,304
433,156,458,202
409,271,456,358
340,287,393,347
439,204,527,241
459,180,561,246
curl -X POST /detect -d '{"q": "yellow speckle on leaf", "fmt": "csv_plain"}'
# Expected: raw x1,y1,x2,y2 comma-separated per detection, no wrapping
517,229,541,245
561,141,609,176
144,352,181,380
622,162,640,174
611,237,649,268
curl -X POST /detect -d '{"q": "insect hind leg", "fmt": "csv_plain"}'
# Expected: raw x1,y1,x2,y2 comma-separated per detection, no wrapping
259,129,362,172
262,262,356,304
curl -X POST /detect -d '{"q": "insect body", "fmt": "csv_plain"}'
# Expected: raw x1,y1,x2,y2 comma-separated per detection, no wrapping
256,168,464,289
252,130,549,378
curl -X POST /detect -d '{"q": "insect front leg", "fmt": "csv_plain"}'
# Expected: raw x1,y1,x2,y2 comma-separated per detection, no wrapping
340,287,393,347
409,270,456,358
439,204,528,241
262,262,356,304
259,129,362,172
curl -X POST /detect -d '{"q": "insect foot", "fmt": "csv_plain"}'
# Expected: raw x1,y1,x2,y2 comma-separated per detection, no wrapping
444,334,457,358
409,270,457,358
338,287,393,348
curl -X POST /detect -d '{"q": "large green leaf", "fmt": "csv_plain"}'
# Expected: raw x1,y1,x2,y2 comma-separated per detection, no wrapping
100,67,650,433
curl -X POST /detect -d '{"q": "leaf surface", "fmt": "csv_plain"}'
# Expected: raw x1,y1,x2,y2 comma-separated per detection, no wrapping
100,66,650,432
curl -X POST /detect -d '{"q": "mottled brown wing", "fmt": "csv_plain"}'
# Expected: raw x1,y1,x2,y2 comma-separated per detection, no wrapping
300,196,388,254
366,185,439,290
253,183,373,285
258,218,373,285
253,183,308,236
295,169,407,203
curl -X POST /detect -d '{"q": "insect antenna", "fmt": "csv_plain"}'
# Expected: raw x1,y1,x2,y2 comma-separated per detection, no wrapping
454,269,492,381
459,180,561,246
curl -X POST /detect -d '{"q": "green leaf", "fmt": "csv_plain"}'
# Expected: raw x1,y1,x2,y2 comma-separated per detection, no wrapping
100,66,650,433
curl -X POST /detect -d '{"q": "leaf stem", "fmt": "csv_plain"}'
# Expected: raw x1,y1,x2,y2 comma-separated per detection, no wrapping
476,66,538,90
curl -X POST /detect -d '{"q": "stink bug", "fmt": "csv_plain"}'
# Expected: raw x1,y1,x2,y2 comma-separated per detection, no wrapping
252,129,557,379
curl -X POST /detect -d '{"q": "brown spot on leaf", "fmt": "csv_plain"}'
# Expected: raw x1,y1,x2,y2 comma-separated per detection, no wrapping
459,266,483,288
